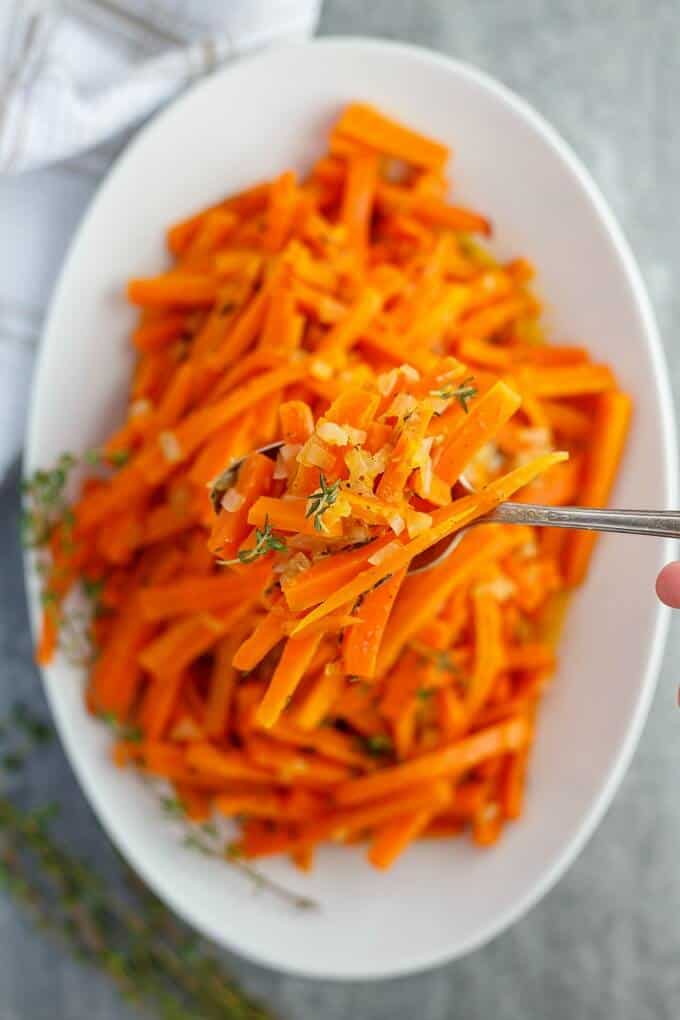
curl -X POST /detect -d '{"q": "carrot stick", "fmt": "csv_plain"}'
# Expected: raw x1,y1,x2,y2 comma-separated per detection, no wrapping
466,588,504,715
334,103,448,169
563,391,632,586
291,453,567,637
435,380,522,485
127,274,217,308
138,614,225,678
342,568,406,678
334,716,529,805
368,807,433,869
340,149,378,258
255,632,322,728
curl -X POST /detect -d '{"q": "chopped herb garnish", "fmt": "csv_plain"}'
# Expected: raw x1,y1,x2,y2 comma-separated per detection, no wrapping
108,449,130,468
21,453,77,548
160,796,186,818
305,473,340,533
232,517,286,565
361,734,394,758
98,712,142,743
82,577,104,602
2,753,24,773
430,376,478,413
416,687,434,702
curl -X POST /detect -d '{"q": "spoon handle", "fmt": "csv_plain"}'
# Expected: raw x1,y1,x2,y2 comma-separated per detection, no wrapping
483,502,680,540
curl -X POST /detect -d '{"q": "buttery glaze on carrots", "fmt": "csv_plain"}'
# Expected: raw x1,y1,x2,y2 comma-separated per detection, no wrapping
36,104,631,870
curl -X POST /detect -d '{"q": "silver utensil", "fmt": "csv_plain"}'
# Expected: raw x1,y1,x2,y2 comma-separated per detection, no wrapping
214,442,680,575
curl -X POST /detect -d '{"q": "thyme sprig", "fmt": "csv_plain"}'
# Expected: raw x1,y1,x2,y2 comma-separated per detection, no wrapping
430,376,478,414
220,516,287,566
360,734,394,759
0,705,274,1020
305,473,340,532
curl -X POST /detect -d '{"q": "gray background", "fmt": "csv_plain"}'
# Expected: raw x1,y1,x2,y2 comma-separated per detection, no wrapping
1,1,680,1017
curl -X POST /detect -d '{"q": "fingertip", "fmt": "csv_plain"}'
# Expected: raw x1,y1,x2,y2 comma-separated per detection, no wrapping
656,562,680,608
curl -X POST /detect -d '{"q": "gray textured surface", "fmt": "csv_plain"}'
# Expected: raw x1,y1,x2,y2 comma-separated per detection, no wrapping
2,1,680,1017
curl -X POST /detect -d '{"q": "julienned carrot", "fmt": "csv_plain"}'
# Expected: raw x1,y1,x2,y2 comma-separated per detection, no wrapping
36,103,629,873
340,149,378,258
204,626,248,739
342,568,406,678
247,495,343,538
376,526,530,674
138,614,225,678
127,274,217,308
138,574,239,621
335,716,529,806
293,665,346,731
466,588,504,715
255,633,322,728
208,452,275,556
132,315,187,353
318,287,383,357
291,453,567,636
137,362,308,485
368,807,434,869
298,780,451,846
88,594,154,717
563,390,632,586
435,380,522,485
334,103,448,169
516,363,617,398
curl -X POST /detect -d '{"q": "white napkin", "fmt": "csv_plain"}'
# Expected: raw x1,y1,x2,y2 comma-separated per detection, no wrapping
0,0,321,479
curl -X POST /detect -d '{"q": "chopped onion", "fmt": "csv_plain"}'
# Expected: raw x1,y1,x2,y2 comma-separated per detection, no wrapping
387,512,405,536
478,576,516,602
317,421,349,446
281,551,312,582
399,363,420,382
221,489,245,512
298,435,334,470
346,523,371,544
368,540,402,566
377,369,398,396
130,398,152,418
405,508,432,538
386,392,417,420
343,425,367,446
273,455,288,480
310,358,333,380
159,430,182,463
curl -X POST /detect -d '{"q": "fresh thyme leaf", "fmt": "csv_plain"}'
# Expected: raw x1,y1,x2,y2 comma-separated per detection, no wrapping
235,517,286,564
305,473,340,533
98,712,142,743
160,796,186,819
108,450,130,468
11,704,51,746
430,376,478,413
21,453,77,548
1,753,24,773
81,577,104,603
360,734,394,758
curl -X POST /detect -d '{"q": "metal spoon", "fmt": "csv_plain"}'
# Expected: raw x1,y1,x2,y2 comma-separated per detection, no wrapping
214,441,680,575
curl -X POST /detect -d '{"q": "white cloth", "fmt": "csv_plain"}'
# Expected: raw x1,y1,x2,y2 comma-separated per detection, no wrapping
0,0,321,478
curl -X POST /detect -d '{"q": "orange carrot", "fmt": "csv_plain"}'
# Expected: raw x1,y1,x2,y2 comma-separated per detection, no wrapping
128,274,217,308
342,569,406,678
255,632,322,728
334,103,448,169
563,391,632,585
335,716,529,805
